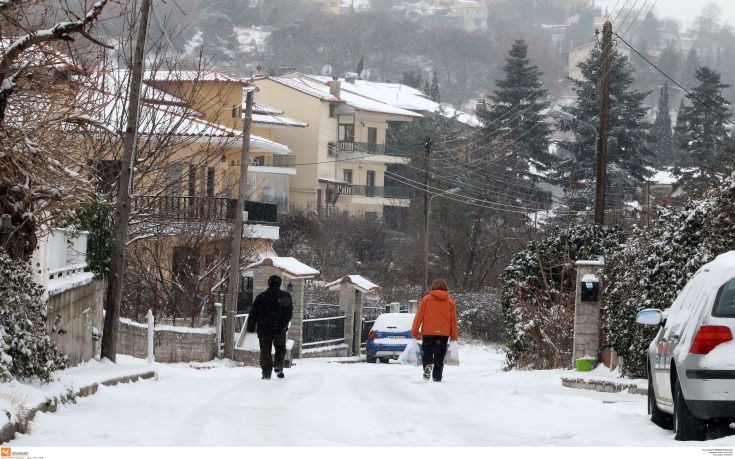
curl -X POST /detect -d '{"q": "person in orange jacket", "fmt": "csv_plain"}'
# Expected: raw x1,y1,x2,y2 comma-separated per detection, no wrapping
411,278,458,382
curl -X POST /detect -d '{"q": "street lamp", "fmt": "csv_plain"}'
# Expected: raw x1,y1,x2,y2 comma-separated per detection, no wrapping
424,187,461,293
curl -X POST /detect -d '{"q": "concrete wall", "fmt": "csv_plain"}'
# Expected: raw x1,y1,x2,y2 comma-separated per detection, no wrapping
46,279,105,365
116,320,216,363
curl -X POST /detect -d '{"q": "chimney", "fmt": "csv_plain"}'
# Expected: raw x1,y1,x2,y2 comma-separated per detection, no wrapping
327,77,341,99
475,98,486,113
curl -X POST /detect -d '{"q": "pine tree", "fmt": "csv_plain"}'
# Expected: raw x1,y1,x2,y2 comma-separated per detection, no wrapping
479,39,552,178
652,82,674,166
681,48,700,89
672,98,688,165
675,66,732,193
558,42,654,187
424,69,440,103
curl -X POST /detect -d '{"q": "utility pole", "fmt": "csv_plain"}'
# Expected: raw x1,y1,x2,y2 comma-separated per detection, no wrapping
224,88,254,359
101,0,152,362
594,20,612,226
422,136,431,293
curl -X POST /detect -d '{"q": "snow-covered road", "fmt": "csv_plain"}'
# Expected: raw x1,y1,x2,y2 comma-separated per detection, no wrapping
10,346,735,446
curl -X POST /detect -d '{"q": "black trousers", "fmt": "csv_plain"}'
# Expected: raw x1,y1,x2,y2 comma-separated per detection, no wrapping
259,333,287,377
422,335,449,381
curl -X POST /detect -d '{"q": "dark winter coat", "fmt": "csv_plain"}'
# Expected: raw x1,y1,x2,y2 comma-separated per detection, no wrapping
245,287,293,338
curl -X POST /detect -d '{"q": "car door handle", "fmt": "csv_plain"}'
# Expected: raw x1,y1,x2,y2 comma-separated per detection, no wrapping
670,335,680,343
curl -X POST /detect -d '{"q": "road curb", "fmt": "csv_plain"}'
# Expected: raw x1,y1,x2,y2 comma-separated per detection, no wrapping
561,377,647,396
1,370,156,444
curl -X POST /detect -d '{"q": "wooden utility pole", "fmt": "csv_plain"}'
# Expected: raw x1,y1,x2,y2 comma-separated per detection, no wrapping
224,88,254,359
422,136,431,293
101,0,152,362
594,20,613,226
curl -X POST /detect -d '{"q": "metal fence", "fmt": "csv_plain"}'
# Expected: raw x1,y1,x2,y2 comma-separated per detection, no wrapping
302,315,346,349
304,302,341,319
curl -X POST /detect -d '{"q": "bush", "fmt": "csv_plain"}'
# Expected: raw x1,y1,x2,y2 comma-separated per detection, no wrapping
501,224,623,370
603,174,735,377
0,250,67,382
455,291,503,343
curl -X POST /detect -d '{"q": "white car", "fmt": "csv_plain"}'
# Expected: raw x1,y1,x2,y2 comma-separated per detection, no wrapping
637,251,735,441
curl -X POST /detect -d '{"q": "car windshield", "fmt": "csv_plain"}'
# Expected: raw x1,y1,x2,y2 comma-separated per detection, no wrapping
713,277,735,318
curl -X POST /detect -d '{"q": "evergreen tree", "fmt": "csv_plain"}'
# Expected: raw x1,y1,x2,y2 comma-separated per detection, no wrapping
652,82,674,166
424,69,440,102
672,98,688,165
401,70,422,89
558,42,654,187
675,66,732,193
659,40,681,78
681,48,700,89
0,250,67,382
479,39,552,178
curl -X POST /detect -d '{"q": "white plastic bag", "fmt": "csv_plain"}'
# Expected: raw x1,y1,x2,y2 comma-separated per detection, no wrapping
240,332,260,352
397,340,422,366
444,340,460,366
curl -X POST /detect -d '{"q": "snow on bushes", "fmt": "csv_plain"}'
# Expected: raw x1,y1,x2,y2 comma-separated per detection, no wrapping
0,250,67,382
501,224,623,370
602,174,735,378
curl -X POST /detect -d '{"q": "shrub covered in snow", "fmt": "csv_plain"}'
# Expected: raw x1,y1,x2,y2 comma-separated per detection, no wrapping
501,224,623,370
603,174,735,378
0,249,67,382
454,291,503,343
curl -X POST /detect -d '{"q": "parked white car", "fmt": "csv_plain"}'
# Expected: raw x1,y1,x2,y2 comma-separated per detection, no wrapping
637,251,735,441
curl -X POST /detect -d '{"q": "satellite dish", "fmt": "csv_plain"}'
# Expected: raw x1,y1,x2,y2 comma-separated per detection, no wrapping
360,69,371,80
321,64,333,76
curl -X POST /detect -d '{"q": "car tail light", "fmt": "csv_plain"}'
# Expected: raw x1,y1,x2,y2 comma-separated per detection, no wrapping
368,330,376,341
690,326,733,355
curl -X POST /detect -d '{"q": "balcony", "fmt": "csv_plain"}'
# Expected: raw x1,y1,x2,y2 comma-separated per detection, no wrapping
328,141,410,157
340,185,412,199
131,196,278,225
251,155,295,168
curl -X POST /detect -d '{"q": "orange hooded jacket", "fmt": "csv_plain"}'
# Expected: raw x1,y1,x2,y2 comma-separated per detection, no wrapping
411,290,459,341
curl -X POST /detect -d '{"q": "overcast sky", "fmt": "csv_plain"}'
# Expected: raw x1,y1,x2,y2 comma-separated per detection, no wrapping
594,0,735,29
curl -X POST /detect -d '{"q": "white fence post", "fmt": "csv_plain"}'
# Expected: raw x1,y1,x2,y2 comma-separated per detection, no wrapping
408,300,418,313
147,309,155,364
389,302,400,313
214,302,223,359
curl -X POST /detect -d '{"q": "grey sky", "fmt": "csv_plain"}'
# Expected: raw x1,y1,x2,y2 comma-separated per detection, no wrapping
594,0,735,29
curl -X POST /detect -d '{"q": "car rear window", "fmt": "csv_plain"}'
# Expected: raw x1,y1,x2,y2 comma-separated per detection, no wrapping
713,277,735,318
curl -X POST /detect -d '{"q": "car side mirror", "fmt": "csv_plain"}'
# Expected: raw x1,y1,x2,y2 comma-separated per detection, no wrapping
636,308,664,326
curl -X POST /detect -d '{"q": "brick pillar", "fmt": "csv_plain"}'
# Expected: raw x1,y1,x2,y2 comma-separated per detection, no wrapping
338,282,357,355
572,260,604,366
288,278,304,358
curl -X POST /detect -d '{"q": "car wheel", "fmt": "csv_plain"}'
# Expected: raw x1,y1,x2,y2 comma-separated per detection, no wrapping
366,355,377,364
648,372,673,429
673,380,707,441
379,358,391,364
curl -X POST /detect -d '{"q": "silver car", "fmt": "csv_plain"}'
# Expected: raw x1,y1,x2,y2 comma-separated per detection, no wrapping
637,252,735,441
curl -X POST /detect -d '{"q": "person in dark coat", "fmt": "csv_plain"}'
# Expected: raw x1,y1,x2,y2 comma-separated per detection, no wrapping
245,275,293,379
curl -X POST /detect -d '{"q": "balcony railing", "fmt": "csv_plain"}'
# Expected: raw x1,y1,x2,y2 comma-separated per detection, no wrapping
340,185,412,199
131,196,278,224
328,141,410,157
251,155,295,168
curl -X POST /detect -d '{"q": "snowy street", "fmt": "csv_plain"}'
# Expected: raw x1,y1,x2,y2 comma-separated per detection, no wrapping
10,346,734,447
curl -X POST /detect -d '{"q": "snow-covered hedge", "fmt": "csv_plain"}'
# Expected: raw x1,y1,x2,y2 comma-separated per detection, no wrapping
501,225,623,370
0,250,67,382
603,174,735,378
454,291,503,343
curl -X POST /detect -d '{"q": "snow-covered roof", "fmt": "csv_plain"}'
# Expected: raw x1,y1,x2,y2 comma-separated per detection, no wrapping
0,38,83,73
306,74,481,127
252,112,308,128
646,167,679,186
325,275,379,293
145,70,251,85
245,257,319,279
264,73,422,118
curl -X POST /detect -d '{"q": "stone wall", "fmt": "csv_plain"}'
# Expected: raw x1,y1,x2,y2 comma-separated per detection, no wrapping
117,319,216,363
46,278,106,365
572,262,604,365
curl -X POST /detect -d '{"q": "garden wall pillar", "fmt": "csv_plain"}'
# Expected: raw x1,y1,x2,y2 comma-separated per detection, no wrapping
572,260,605,367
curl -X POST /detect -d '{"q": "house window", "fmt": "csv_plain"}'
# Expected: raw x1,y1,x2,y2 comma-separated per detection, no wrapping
366,170,375,197
188,163,197,196
343,169,353,184
368,127,377,144
231,105,241,119
338,123,354,143
365,212,377,222
206,167,215,197
165,162,183,196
